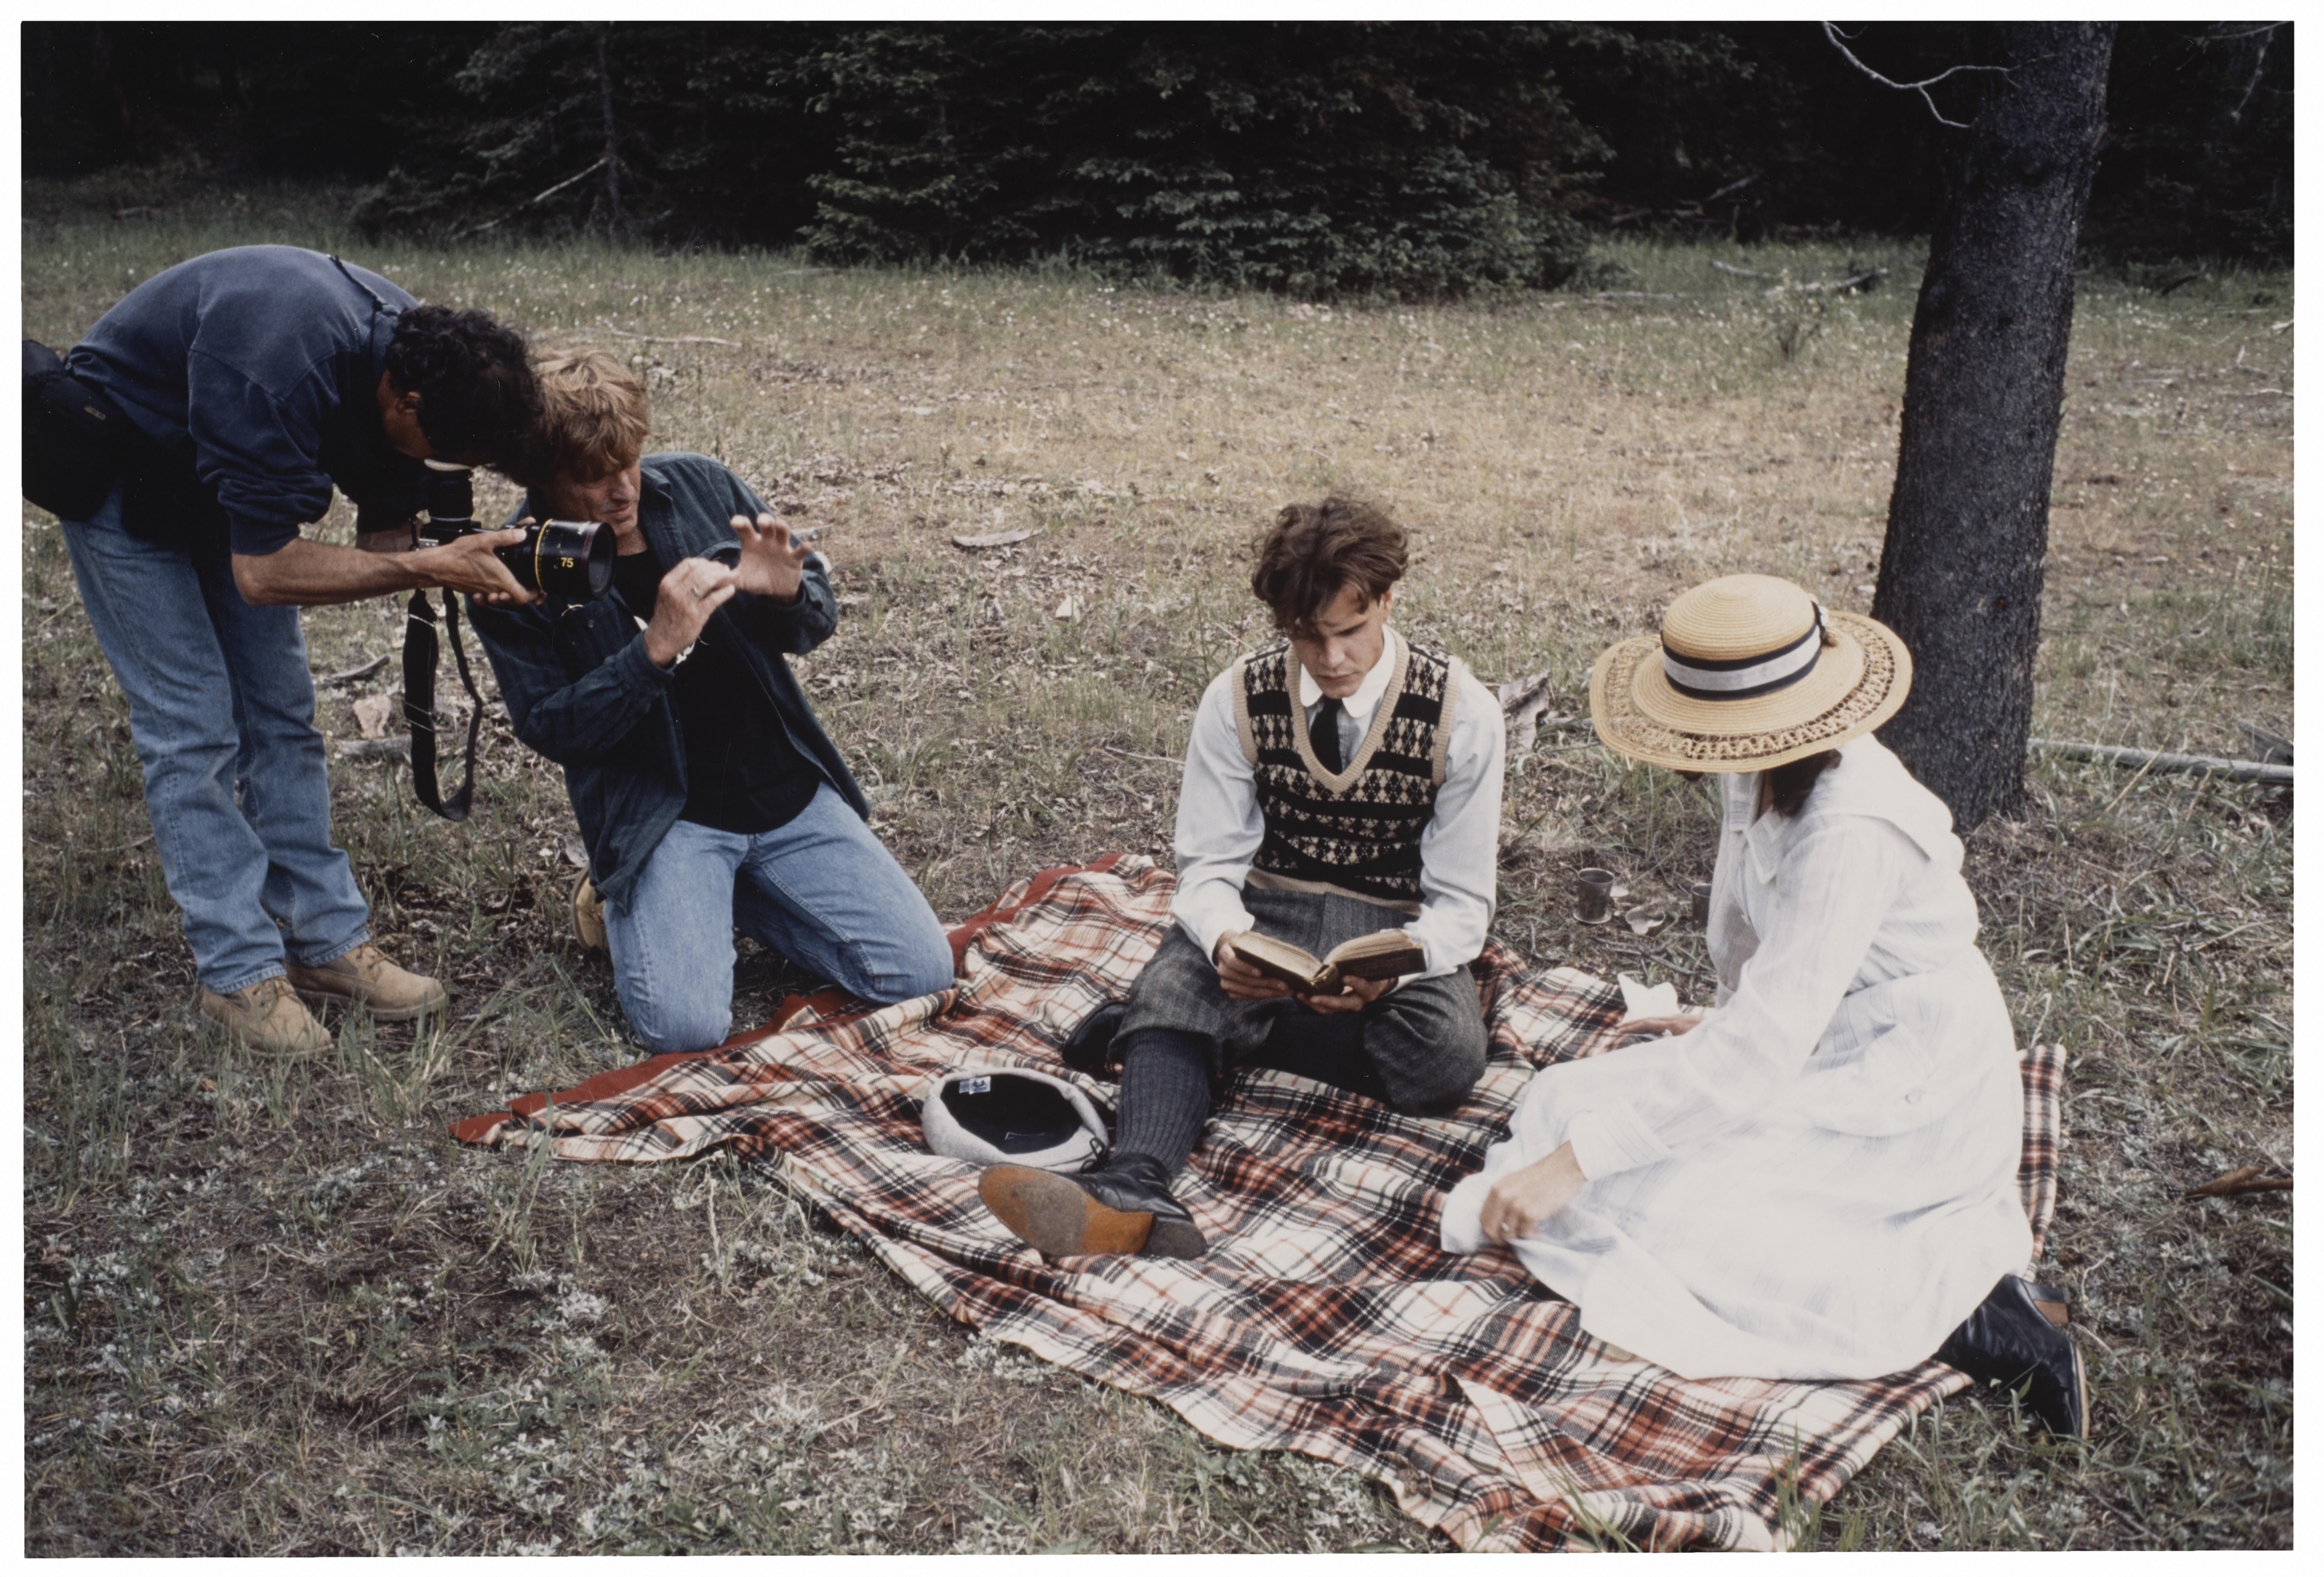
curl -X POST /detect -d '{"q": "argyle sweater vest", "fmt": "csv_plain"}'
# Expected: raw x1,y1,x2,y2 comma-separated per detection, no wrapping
1232,635,1454,909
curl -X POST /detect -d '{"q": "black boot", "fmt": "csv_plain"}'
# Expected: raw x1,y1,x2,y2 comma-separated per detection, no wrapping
1059,1001,1127,1074
979,1152,1207,1260
1935,1275,2089,1439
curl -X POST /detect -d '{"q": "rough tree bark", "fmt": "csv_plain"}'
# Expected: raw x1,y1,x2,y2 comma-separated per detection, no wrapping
1869,22,2115,832
596,23,624,239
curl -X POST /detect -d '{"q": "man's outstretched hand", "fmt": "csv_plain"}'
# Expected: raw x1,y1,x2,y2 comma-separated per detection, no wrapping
730,512,811,604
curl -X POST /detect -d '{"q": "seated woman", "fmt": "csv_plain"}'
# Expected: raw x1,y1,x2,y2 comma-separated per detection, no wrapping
1442,573,2084,1435
468,350,954,1051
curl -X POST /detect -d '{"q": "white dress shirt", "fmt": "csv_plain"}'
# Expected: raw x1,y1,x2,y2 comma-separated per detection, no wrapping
1170,629,1505,977
1440,735,2032,1380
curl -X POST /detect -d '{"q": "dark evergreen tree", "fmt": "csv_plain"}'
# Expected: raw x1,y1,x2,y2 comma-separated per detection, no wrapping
21,21,2292,271
351,23,838,247
805,22,1605,297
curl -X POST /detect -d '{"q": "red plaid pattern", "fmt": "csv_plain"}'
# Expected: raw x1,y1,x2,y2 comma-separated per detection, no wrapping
457,856,2065,1552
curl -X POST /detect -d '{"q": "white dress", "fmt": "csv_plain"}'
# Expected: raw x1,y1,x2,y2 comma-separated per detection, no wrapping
1442,735,2031,1380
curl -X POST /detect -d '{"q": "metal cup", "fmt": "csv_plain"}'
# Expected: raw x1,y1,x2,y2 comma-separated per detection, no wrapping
1690,881,1712,925
1575,868,1615,925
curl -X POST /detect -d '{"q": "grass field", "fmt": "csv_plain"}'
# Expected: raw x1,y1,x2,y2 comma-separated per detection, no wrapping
21,177,2293,1552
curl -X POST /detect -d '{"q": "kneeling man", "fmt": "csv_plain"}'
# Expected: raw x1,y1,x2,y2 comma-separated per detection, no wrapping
470,350,954,1051
982,496,1504,1258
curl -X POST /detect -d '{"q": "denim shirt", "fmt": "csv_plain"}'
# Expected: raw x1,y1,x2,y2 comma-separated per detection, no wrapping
65,245,427,553
465,451,867,906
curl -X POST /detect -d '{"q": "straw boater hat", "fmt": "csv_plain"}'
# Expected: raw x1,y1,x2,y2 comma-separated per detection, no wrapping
1589,574,1913,772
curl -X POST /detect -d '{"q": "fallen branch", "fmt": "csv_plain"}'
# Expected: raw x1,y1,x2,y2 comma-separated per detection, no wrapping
2030,739,2292,787
602,321,740,348
2185,1164,2292,1199
317,652,390,687
1713,261,1885,294
2236,720,2292,765
1785,269,1886,295
951,528,1040,550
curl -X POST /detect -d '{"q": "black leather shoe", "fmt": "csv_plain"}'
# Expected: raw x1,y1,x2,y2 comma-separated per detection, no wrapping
1935,1275,2089,1439
1059,1001,1127,1074
979,1151,1207,1260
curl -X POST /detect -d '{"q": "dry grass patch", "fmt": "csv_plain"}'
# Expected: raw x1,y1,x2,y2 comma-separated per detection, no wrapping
22,179,2290,1552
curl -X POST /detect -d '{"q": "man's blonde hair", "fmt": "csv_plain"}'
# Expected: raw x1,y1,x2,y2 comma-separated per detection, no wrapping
517,347,650,485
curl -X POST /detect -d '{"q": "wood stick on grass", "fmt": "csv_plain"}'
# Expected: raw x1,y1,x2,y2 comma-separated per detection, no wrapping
2033,739,2292,787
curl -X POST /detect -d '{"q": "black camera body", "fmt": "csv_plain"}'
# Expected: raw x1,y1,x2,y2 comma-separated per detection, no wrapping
415,460,613,601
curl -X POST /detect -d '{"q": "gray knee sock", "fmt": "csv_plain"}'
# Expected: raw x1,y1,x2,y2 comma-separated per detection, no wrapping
1112,1028,1213,1176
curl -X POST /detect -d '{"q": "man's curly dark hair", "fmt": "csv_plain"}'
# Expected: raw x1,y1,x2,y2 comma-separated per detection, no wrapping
1250,496,1409,636
382,304,541,467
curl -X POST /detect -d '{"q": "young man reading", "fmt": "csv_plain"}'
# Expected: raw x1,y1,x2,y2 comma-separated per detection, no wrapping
467,350,954,1053
981,496,1505,1258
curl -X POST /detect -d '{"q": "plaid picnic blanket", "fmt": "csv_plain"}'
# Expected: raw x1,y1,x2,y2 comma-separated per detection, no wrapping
456,855,2065,1552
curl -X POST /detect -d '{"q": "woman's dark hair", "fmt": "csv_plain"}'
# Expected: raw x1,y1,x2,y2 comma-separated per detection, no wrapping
1765,750,1842,817
1249,496,1408,635
383,304,541,466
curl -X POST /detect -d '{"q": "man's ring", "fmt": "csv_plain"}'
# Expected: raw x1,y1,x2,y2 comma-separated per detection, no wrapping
692,585,713,600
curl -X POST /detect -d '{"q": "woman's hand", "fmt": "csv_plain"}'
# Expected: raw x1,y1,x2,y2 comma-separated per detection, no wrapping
1479,1143,1587,1246
1299,974,1396,1015
643,555,739,667
730,512,812,604
1213,931,1297,1001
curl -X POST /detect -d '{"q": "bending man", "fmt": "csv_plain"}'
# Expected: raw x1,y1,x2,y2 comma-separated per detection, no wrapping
52,245,541,1056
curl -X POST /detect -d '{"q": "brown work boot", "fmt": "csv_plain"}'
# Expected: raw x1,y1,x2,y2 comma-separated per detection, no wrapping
284,943,449,1022
197,977,333,1058
573,875,608,952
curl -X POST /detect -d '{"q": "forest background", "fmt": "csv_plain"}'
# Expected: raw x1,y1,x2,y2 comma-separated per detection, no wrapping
23,20,2294,287
21,18,2293,1556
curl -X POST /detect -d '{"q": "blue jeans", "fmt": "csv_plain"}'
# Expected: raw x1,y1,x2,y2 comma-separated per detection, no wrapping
61,487,370,994
603,783,955,1052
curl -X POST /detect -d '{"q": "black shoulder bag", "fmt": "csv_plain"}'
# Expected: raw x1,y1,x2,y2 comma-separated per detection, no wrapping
22,340,129,520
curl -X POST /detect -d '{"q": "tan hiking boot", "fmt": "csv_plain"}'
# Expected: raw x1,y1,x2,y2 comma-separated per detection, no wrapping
284,943,449,1022
573,875,607,952
198,977,333,1058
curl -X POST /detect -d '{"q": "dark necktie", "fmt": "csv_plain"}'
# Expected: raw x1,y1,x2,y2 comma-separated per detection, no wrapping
1311,696,1346,773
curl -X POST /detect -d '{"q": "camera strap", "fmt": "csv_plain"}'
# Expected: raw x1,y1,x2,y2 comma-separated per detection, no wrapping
403,587,484,821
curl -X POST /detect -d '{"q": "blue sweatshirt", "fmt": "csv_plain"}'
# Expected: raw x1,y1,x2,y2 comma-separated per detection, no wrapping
66,245,428,554
466,452,870,908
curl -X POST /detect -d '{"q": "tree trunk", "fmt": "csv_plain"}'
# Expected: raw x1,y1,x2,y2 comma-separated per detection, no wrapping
596,23,624,240
1871,23,2114,832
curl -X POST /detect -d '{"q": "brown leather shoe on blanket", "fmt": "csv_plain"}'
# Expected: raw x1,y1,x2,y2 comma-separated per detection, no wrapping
285,943,449,1022
980,1155,1207,1260
198,977,332,1058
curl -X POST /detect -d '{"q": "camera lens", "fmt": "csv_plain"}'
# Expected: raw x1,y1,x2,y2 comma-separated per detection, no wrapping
423,458,475,530
496,519,614,600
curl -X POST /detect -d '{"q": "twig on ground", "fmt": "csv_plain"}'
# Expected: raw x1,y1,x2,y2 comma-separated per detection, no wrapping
2185,1165,2292,1199
603,320,740,347
1103,745,1182,767
2033,739,2291,787
318,652,390,687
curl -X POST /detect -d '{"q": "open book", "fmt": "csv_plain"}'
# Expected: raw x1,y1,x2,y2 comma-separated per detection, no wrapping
1228,929,1425,994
